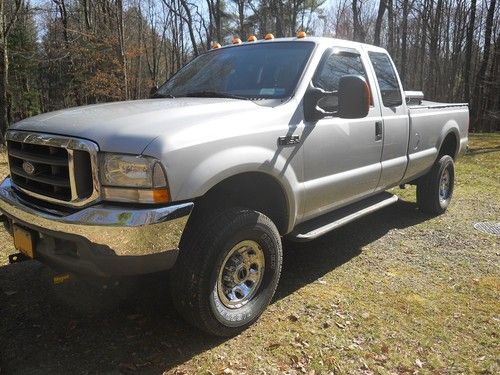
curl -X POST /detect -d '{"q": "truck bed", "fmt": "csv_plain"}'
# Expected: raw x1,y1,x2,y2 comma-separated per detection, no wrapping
408,100,469,110
403,101,469,182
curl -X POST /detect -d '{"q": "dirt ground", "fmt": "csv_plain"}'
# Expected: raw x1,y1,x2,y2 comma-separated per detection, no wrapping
0,134,498,374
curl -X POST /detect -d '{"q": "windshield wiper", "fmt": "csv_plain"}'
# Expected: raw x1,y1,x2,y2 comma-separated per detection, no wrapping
183,91,250,100
151,92,175,99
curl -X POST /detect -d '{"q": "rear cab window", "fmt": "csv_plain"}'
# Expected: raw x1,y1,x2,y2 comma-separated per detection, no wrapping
367,52,403,107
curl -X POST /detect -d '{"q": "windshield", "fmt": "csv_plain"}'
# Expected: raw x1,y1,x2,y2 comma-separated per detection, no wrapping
156,41,315,100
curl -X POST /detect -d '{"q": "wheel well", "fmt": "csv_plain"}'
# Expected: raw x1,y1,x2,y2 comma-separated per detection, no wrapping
439,133,458,160
191,172,289,235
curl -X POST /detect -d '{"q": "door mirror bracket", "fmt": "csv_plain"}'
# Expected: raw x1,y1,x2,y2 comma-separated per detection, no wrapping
303,84,337,122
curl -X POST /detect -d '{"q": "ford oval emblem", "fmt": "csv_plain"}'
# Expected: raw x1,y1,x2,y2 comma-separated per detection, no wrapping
22,161,36,175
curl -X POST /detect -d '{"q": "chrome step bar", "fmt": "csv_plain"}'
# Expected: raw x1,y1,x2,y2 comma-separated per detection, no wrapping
290,192,399,241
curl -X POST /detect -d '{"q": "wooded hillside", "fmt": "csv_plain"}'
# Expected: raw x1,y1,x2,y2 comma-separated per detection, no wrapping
0,0,498,140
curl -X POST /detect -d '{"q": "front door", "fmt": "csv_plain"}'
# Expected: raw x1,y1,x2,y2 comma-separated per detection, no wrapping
302,47,384,221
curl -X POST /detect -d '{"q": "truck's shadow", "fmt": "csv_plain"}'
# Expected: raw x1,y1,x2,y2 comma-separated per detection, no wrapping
0,199,428,374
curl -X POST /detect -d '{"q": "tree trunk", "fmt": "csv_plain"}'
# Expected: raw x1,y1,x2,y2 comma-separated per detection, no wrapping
472,0,496,127
400,0,409,85
485,33,499,131
374,0,386,46
463,0,476,103
273,0,284,37
0,30,8,141
352,0,364,42
116,0,128,100
0,0,22,141
179,0,199,56
428,0,443,99
387,0,394,54
237,0,245,38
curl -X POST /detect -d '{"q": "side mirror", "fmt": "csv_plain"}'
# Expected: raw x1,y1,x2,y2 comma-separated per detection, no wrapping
338,75,370,119
303,75,370,122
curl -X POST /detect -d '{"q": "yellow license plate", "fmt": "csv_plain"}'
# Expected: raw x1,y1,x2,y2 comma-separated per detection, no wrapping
13,225,35,259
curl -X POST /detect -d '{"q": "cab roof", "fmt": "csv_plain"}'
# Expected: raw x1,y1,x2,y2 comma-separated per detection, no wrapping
216,36,388,54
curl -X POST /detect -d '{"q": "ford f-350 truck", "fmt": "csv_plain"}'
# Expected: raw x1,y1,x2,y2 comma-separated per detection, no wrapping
0,37,468,336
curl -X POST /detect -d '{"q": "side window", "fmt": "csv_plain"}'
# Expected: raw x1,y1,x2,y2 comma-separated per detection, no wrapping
368,52,402,107
312,52,370,112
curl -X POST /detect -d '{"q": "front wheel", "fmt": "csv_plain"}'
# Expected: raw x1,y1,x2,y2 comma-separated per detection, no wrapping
170,207,282,336
416,155,455,215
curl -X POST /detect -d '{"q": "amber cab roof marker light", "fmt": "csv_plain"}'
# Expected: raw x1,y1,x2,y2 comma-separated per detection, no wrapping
247,35,257,42
232,37,242,45
297,31,306,38
212,42,221,49
264,33,274,40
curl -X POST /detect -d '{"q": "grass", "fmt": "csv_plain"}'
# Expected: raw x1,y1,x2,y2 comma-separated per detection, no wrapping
0,134,499,374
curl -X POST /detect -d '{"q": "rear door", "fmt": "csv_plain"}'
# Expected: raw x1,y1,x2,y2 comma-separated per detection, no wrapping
364,48,410,190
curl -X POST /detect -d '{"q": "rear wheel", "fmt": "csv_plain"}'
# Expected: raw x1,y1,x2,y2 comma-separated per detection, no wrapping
170,207,282,336
416,155,455,215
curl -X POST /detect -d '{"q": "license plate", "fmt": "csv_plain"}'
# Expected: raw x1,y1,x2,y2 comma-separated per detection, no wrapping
13,225,35,259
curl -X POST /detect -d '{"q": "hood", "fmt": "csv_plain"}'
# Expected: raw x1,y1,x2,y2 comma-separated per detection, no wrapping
10,98,263,154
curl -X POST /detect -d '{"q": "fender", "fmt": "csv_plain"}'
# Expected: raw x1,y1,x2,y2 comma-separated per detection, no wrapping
174,146,302,233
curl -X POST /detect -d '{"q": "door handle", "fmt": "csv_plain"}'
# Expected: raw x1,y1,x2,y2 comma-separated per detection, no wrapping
375,121,383,141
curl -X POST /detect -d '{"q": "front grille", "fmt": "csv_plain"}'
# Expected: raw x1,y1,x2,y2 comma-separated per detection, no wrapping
8,140,72,201
6,131,99,207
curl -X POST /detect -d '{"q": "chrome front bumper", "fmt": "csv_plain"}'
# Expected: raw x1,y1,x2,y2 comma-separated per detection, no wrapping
0,178,193,276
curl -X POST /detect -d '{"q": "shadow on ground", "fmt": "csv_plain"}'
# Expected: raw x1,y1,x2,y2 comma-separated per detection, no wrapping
0,200,428,374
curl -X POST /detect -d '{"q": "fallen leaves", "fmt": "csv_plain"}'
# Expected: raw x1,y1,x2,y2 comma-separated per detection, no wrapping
288,314,299,322
415,358,423,368
265,342,279,351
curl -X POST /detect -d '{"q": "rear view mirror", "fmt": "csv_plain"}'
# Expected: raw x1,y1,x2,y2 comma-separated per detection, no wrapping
338,75,370,119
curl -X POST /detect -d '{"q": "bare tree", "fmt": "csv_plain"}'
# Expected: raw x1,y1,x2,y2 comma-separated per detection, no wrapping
472,0,497,122
463,0,476,103
0,0,22,141
352,0,365,41
374,0,387,46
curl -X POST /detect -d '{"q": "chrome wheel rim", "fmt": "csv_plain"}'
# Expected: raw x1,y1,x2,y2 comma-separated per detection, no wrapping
439,168,451,204
217,240,265,309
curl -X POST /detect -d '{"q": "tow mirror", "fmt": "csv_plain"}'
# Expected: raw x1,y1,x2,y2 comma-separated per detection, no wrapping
303,75,370,122
338,75,370,119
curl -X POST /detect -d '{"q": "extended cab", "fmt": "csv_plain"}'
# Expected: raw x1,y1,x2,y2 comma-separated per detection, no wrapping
0,37,468,336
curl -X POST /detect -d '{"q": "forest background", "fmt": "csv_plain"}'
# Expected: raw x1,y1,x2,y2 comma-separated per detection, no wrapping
0,0,498,141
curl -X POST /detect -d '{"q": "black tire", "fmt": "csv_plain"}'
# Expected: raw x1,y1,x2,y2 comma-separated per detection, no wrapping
416,155,455,215
170,207,282,337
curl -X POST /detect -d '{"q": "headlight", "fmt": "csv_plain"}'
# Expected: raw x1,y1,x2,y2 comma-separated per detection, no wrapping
99,153,170,204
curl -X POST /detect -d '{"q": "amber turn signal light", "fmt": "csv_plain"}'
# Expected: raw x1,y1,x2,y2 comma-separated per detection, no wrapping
264,33,274,40
297,31,306,38
212,42,221,49
247,35,257,42
153,188,170,204
232,37,242,45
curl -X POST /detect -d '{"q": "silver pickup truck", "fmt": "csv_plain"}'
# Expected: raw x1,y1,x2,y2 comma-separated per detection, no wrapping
0,37,468,336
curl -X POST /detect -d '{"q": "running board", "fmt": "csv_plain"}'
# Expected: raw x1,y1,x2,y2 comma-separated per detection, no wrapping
290,192,399,241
